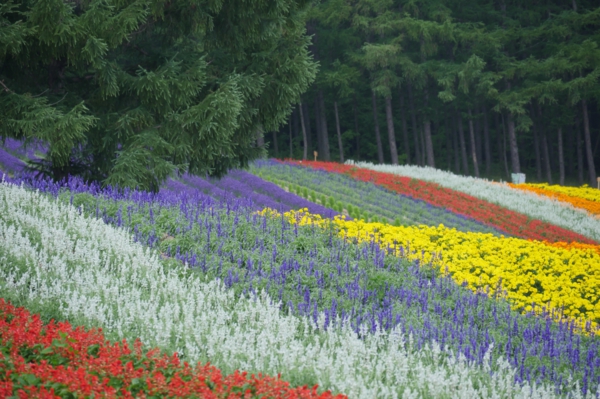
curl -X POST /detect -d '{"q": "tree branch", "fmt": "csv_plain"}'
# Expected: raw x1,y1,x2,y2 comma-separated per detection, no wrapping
0,80,14,93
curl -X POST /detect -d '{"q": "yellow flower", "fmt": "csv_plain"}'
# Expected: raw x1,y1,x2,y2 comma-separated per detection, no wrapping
259,207,600,335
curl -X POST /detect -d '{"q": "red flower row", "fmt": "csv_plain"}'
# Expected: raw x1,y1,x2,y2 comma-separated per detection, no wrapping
287,160,596,244
0,299,346,399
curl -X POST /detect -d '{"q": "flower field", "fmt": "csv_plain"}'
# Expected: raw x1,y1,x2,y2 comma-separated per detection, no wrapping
336,160,600,243
1,144,600,398
261,208,600,332
510,183,600,217
513,183,600,203
250,159,504,235
0,299,341,399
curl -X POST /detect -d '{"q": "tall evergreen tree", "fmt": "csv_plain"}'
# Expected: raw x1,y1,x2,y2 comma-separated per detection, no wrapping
0,0,317,190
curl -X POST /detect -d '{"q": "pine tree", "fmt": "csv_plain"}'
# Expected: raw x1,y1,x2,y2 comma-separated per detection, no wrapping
0,0,317,190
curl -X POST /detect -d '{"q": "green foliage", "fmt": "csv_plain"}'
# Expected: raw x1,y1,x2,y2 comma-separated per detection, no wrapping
267,0,600,184
0,0,317,190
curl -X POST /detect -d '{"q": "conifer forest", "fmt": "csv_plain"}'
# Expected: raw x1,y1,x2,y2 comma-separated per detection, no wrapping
272,0,600,187
1,1,599,188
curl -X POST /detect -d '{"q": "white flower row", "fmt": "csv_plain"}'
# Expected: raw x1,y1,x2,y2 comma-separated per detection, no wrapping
0,182,592,399
347,161,600,242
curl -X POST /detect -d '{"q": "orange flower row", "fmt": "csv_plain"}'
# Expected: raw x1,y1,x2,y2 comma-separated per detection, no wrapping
509,183,600,216
539,240,600,256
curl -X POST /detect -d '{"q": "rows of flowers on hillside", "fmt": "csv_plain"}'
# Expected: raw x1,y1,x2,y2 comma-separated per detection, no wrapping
179,169,339,217
261,208,600,335
3,176,600,396
250,159,505,236
289,160,598,244
517,183,600,203
1,181,578,398
0,299,342,399
510,183,600,216
342,160,600,242
3,141,600,396
0,142,340,219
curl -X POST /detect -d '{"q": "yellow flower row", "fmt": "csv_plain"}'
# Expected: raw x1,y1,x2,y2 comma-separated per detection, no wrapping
258,208,600,334
515,182,600,203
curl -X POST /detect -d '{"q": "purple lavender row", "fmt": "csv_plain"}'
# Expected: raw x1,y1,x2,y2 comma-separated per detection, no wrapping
177,170,338,218
0,138,335,218
2,137,46,160
179,173,229,200
0,147,26,174
219,169,338,218
20,172,255,214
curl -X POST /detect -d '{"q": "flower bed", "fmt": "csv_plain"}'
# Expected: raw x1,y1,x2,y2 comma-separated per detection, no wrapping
251,159,504,235
342,160,600,242
263,208,600,334
516,183,600,203
510,183,600,216
289,160,597,244
0,299,343,399
0,147,25,175
1,180,593,397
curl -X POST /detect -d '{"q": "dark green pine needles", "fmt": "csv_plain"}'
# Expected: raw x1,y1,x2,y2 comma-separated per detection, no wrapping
0,0,317,190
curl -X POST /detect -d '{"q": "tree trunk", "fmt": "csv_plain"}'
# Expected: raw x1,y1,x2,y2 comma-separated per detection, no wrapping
407,82,422,165
457,110,470,175
272,130,279,158
446,116,453,170
371,90,384,164
314,96,322,159
333,101,344,163
453,117,461,174
582,99,597,186
432,118,438,153
537,103,553,184
385,96,399,165
506,112,520,174
500,113,510,179
317,90,331,161
467,108,480,177
495,112,503,173
420,126,427,166
299,102,308,160
256,126,265,147
558,127,565,186
531,106,542,181
541,131,552,184
398,90,411,164
353,94,360,160
483,107,492,175
288,121,293,158
474,107,482,167
566,121,575,177
302,102,312,154
292,106,299,145
576,120,584,185
422,87,435,167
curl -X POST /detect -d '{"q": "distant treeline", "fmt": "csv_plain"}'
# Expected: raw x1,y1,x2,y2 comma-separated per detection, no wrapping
269,0,600,186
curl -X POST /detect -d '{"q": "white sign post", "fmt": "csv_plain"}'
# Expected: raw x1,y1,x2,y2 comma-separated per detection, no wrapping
511,173,526,184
